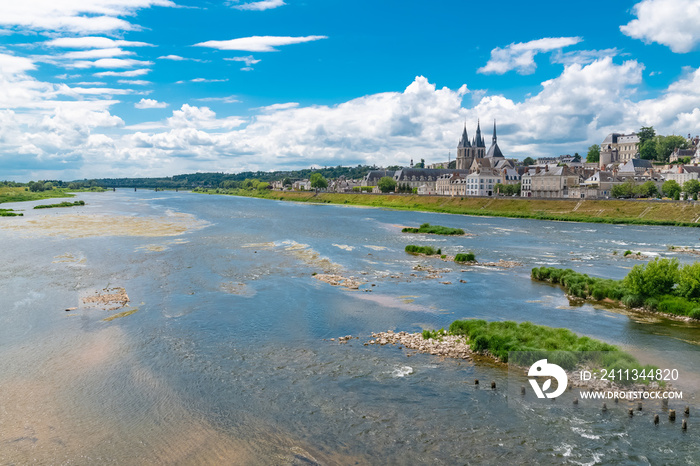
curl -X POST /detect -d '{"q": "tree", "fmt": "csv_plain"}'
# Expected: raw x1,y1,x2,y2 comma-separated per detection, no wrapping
447,160,456,169
522,157,535,166
662,179,681,198
683,179,700,197
378,176,397,193
639,139,657,160
677,262,700,299
282,177,292,187
309,172,327,192
656,135,688,162
623,258,680,298
611,180,635,198
586,144,600,163
414,158,425,169
637,126,656,145
635,180,658,198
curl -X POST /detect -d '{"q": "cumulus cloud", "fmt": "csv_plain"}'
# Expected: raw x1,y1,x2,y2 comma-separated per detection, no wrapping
135,98,167,109
478,37,583,75
230,0,285,11
194,35,327,52
621,0,700,52
0,1,175,34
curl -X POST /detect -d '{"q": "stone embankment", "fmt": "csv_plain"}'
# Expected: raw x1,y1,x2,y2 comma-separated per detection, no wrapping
365,330,472,360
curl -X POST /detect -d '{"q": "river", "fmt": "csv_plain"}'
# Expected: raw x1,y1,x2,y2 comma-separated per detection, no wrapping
1,190,699,464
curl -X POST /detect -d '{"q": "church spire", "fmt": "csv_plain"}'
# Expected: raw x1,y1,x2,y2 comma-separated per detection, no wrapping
475,119,485,148
492,119,497,145
458,122,470,148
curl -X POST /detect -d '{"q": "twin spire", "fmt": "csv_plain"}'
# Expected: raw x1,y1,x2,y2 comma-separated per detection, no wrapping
458,119,496,149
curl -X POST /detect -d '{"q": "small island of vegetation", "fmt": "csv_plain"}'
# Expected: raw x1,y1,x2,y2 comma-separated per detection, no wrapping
454,252,476,263
405,244,442,255
402,223,465,236
34,200,86,209
0,208,23,217
532,258,700,319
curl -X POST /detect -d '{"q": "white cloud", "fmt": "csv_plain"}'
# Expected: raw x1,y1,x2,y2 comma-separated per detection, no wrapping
231,0,285,11
196,95,240,104
176,78,229,84
94,68,151,77
118,79,151,85
135,98,168,109
0,1,175,34
158,54,185,60
194,35,327,52
478,37,583,75
60,48,134,59
621,0,700,53
255,102,299,112
46,37,153,49
551,48,619,66
69,58,154,69
225,55,261,67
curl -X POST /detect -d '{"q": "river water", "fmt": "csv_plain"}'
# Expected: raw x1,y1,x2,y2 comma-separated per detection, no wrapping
1,190,699,464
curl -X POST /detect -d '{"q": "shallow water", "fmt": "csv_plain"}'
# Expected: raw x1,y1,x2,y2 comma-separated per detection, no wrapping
1,190,700,464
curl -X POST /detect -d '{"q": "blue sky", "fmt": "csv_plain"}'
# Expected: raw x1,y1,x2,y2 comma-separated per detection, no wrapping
1,0,700,181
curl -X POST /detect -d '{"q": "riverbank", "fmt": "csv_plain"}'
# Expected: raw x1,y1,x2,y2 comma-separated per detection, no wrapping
196,189,700,227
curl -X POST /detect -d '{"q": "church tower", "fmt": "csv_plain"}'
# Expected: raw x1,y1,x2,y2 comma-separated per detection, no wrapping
456,123,471,170
486,119,504,158
472,119,486,158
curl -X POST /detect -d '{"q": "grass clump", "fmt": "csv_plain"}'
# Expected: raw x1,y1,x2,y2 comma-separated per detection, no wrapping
532,259,700,319
405,244,441,255
422,328,447,340
34,200,85,209
438,319,655,382
0,208,23,217
454,252,476,263
402,222,465,235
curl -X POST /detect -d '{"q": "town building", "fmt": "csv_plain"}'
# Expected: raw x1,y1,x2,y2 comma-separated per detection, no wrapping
600,132,640,165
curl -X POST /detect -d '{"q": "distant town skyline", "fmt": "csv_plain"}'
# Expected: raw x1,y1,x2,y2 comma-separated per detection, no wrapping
1,0,700,181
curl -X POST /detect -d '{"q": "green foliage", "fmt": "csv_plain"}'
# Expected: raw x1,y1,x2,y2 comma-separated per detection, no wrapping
282,177,292,187
447,319,618,366
413,158,425,169
611,180,636,198
352,186,374,192
639,139,657,160
663,180,682,198
0,209,23,216
454,252,476,262
533,260,700,319
624,250,632,256
422,328,447,340
586,144,600,163
401,223,465,235
378,176,397,193
623,258,679,297
522,156,536,166
677,262,700,298
309,172,328,191
638,126,656,145
494,183,521,196
683,179,700,197
635,180,658,198
656,135,689,162
34,200,85,209
405,245,441,255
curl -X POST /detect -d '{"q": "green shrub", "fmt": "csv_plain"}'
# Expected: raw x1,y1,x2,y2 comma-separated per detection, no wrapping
624,250,632,256
454,252,476,262
623,258,680,297
405,245,440,255
402,223,465,235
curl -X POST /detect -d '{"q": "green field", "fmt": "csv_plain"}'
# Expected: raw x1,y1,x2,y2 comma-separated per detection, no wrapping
0,187,75,204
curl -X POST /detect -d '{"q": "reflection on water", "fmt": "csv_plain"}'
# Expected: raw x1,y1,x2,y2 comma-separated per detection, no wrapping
1,190,700,464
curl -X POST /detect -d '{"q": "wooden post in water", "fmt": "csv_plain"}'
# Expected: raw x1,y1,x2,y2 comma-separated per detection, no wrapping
685,406,690,417
654,414,660,425
474,379,479,385
491,381,496,390
628,408,634,417
682,419,687,430
573,398,578,405
669,409,676,421
638,402,643,411
521,386,526,395
602,403,607,412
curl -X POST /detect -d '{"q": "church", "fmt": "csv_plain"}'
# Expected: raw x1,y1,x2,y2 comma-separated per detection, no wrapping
456,120,504,170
